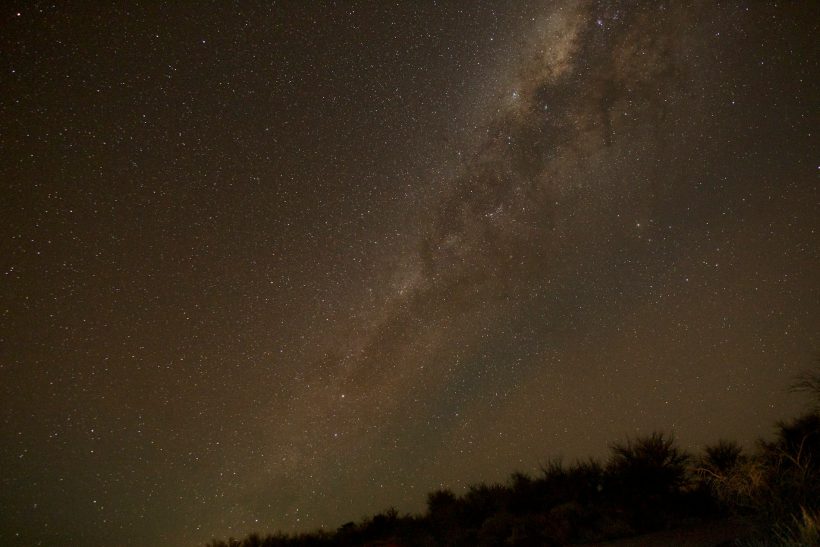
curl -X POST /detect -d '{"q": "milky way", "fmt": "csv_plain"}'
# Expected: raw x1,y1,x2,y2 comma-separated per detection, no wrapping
1,2,817,545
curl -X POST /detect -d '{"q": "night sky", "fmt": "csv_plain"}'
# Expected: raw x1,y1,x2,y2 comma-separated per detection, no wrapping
1,2,818,545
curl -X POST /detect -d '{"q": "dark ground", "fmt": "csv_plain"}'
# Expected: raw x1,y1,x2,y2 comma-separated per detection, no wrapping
579,517,754,547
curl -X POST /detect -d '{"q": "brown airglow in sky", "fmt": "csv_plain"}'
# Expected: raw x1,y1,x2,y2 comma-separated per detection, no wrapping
1,2,817,545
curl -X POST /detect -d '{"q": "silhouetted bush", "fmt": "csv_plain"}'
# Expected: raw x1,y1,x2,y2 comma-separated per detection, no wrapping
759,412,820,523
607,431,690,498
702,439,746,477
603,431,691,531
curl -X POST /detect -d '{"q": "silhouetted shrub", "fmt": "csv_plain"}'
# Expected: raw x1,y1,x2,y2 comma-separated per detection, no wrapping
702,439,746,476
759,412,820,522
426,488,458,523
461,483,508,528
791,364,820,413
605,432,690,531
507,472,535,515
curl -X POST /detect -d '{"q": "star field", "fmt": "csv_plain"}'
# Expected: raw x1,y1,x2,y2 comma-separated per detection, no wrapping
1,2,818,546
